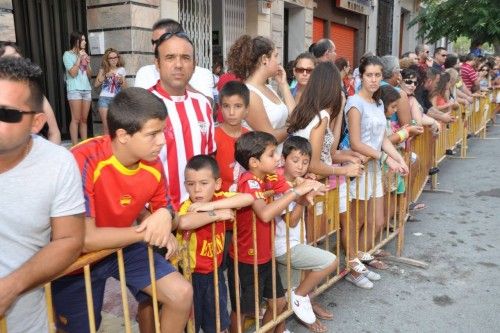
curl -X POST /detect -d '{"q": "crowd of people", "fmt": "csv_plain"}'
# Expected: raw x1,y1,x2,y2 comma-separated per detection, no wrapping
1,17,499,333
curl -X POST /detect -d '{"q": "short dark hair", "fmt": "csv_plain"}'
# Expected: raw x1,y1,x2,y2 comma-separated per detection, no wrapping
434,47,447,56
465,53,476,62
235,131,277,170
311,39,332,58
401,51,411,59
401,67,418,80
282,136,312,159
379,85,401,112
0,41,22,57
444,53,459,69
152,19,184,33
334,57,348,71
107,87,167,139
0,57,44,111
185,154,220,179
154,32,194,59
219,81,250,107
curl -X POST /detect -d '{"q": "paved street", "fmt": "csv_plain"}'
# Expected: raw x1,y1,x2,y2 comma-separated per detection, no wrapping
288,119,500,333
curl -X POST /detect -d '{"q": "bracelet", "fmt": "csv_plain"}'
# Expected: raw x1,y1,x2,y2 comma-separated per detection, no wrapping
380,152,388,164
291,188,301,198
396,128,409,142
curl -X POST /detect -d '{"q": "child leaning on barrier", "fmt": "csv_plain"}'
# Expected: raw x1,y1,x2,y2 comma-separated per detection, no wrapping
176,155,255,333
228,131,325,333
274,136,338,333
380,85,423,195
51,87,192,333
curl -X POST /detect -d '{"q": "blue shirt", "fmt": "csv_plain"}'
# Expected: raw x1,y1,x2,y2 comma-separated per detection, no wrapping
63,51,92,92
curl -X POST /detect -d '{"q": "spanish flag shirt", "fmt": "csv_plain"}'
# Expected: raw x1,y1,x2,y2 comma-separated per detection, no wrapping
229,171,290,265
177,192,235,274
71,136,172,227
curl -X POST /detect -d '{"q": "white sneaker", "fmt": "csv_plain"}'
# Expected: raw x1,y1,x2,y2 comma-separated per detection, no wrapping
364,270,381,281
345,273,374,289
291,289,316,324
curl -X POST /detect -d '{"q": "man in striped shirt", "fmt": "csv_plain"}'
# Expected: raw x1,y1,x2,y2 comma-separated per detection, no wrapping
149,31,216,208
461,53,479,92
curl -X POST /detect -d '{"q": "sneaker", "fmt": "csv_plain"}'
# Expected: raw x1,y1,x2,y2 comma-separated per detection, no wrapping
364,270,381,281
291,289,316,324
345,273,373,289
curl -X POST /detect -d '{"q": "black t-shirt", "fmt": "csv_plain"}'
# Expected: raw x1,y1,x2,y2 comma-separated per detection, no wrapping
415,87,432,114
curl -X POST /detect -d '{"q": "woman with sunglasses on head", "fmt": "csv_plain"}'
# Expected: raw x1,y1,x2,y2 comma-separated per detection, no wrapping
227,35,295,153
63,31,92,146
94,48,127,134
399,67,440,135
290,52,316,103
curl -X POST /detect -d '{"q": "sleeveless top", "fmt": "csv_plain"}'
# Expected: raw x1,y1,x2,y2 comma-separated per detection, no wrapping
293,110,333,165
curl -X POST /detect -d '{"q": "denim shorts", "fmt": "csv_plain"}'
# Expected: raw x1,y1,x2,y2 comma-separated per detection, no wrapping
97,96,113,108
67,90,92,101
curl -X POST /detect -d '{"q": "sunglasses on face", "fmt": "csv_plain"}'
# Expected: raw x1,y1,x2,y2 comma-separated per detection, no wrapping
403,79,417,86
0,107,38,123
295,67,313,75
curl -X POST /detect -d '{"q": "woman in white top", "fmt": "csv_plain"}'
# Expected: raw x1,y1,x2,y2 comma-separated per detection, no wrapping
227,35,295,153
344,56,408,285
94,48,127,134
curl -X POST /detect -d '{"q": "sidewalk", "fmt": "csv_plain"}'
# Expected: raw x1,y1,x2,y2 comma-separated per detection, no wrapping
287,119,500,332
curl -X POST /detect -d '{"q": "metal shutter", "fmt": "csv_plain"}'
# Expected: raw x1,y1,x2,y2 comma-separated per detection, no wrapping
313,17,325,43
330,23,355,65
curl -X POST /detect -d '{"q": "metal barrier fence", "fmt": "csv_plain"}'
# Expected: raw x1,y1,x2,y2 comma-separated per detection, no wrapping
0,93,497,333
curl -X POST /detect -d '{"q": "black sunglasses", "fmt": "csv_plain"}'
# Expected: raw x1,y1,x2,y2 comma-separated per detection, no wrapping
403,79,417,86
0,107,38,123
152,31,190,46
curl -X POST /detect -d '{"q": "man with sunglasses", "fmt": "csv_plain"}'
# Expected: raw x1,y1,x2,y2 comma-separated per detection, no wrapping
0,57,85,332
135,19,214,103
415,44,433,70
432,47,448,71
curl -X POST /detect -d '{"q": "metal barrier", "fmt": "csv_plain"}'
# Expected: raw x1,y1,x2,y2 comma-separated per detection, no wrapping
1,90,498,333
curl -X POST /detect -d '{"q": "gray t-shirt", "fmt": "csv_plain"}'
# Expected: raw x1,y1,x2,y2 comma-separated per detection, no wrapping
0,135,85,333
344,94,386,151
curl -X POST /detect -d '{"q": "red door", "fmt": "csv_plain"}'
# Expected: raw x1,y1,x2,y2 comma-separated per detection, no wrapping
313,17,325,43
330,23,355,65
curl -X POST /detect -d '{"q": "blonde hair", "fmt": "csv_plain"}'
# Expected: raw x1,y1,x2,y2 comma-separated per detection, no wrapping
100,48,124,74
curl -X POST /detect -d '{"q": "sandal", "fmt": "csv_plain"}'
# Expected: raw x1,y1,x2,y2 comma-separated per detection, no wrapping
357,251,374,263
312,302,333,321
366,258,389,270
373,249,391,258
303,319,327,333
409,202,426,212
348,258,369,274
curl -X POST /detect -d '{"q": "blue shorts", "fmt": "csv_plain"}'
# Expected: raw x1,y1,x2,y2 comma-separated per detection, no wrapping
192,270,230,333
67,90,91,101
97,96,113,108
51,243,176,333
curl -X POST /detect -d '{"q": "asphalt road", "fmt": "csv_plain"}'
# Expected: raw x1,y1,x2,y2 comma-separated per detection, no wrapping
288,119,500,333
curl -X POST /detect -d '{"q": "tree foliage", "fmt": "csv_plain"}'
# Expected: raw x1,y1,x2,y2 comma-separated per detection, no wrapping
410,0,500,47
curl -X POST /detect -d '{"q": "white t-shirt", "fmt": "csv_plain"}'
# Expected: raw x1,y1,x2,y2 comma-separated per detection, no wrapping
0,135,85,333
99,67,126,98
134,64,214,100
344,94,386,151
274,200,304,257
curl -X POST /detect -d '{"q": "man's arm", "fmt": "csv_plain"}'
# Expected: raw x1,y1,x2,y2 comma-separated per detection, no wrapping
0,214,85,316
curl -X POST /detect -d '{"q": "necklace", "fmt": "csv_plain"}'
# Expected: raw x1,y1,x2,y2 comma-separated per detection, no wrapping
0,138,32,174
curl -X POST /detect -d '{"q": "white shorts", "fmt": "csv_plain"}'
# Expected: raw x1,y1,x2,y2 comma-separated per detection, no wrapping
339,182,348,213
349,163,383,200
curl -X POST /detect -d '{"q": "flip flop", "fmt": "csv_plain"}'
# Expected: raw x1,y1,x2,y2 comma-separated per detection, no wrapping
409,202,426,211
373,249,391,258
312,302,333,321
366,258,389,270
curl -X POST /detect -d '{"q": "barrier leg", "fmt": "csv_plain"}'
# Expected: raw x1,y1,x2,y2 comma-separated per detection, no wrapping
116,249,132,333
147,246,161,333
44,283,56,333
232,217,242,333
0,316,6,333
83,265,97,333
211,224,221,333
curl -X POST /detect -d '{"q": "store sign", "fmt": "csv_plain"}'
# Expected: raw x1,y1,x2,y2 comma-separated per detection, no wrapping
336,0,371,15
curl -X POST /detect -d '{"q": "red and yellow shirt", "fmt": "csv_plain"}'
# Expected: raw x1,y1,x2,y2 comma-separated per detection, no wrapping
177,192,235,274
229,171,290,265
71,136,171,227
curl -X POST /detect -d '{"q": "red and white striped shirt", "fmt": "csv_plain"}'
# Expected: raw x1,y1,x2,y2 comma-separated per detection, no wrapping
460,62,478,91
150,81,216,208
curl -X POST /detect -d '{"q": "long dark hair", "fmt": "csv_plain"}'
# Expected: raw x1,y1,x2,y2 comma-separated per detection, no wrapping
379,85,401,114
69,31,85,50
430,71,450,99
358,55,383,105
287,61,342,134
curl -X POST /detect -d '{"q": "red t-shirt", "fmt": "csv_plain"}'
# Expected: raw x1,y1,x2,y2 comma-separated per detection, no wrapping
215,72,240,123
177,192,235,274
461,63,478,91
71,136,171,227
229,171,290,264
214,126,248,192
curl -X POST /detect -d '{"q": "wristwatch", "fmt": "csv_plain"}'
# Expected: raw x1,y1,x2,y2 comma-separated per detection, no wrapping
208,210,216,217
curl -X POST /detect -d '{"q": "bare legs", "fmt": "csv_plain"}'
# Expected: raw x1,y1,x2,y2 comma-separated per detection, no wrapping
98,107,109,135
69,99,90,145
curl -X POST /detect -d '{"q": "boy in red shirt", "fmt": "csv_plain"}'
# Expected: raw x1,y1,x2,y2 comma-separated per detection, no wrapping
214,81,249,270
177,155,254,333
228,131,324,333
52,88,192,333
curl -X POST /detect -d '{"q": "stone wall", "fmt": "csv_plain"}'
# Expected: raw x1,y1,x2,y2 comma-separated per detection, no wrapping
0,0,15,42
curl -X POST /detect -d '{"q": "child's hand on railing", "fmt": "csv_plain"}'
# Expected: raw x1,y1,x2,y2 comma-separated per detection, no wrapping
407,125,424,136
344,162,364,177
187,202,214,212
136,209,172,248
